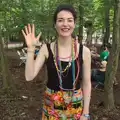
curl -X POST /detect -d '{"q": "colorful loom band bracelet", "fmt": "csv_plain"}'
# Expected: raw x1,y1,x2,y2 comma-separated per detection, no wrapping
82,114,90,119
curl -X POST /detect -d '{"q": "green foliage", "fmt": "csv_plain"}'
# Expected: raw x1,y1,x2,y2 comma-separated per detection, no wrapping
0,0,114,41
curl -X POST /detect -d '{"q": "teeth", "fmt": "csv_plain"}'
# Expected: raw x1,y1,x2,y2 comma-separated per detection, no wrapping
62,28,69,31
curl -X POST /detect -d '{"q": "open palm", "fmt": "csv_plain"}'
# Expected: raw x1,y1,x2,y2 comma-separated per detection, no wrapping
22,24,41,48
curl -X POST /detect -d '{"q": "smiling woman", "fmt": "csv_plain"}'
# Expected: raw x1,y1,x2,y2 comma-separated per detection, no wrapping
54,4,76,40
22,4,91,120
55,10,75,38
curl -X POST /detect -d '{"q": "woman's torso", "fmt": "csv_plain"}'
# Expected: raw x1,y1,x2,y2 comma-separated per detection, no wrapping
45,42,83,91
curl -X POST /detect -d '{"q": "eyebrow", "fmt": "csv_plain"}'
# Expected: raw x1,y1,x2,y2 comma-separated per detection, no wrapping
57,17,74,20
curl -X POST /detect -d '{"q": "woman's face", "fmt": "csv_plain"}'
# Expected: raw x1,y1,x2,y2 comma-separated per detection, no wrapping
55,10,75,38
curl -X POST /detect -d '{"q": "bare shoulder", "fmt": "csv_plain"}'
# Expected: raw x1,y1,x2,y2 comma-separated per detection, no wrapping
40,42,55,59
83,45,91,54
83,45,91,60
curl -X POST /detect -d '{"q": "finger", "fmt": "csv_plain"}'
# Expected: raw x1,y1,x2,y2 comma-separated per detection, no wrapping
32,24,35,34
28,24,31,33
21,30,26,37
36,32,42,40
25,26,28,35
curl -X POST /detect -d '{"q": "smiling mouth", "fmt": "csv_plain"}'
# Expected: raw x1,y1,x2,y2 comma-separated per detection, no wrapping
61,28,70,32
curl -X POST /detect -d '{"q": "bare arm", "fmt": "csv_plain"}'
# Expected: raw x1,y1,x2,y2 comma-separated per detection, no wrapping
25,44,48,81
82,46,91,114
21,24,48,81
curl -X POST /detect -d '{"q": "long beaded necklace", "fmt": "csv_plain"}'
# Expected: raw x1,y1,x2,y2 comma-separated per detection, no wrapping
53,40,78,74
54,39,80,108
57,39,72,79
53,42,72,73
57,40,73,88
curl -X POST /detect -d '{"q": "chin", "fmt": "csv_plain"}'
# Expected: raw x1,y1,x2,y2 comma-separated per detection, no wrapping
60,33,72,38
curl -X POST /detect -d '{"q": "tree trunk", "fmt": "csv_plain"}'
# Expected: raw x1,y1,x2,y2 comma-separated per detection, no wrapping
0,35,15,91
104,0,120,110
86,27,92,45
78,4,84,42
103,0,111,44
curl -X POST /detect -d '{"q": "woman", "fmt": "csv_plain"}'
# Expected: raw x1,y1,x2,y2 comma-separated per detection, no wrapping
22,4,91,120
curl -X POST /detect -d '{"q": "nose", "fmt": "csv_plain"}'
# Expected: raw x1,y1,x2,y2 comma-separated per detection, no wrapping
63,20,68,26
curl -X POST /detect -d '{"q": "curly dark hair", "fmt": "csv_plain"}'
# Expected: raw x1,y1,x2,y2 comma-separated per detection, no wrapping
53,4,77,24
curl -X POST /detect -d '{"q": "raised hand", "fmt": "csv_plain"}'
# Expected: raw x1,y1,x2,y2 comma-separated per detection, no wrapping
22,24,41,48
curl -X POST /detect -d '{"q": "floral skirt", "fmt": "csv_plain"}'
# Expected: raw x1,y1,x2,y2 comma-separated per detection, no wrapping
42,87,83,120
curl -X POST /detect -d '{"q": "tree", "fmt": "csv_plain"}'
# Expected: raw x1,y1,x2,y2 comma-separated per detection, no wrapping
84,20,93,45
103,0,111,44
0,35,15,91
104,0,120,110
78,2,84,41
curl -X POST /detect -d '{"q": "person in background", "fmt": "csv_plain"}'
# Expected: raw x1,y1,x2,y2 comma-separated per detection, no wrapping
99,44,109,61
91,61,107,86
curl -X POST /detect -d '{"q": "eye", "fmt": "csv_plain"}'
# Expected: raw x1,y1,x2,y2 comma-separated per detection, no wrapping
68,19,74,22
57,19,63,22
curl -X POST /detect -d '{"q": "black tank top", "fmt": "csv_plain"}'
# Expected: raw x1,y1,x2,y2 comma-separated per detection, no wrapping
45,43,83,91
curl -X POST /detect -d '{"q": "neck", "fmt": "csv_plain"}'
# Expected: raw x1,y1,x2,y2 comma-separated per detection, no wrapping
58,36,72,47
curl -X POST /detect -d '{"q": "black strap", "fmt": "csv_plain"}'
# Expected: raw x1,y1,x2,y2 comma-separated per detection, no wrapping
46,43,53,58
46,43,51,53
45,43,52,62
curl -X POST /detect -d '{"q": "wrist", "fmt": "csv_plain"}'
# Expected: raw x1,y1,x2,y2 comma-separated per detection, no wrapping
27,47,35,52
27,46,35,50
82,109,89,115
82,113,90,119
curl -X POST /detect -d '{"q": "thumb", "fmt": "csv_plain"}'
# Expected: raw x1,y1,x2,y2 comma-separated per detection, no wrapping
36,32,42,41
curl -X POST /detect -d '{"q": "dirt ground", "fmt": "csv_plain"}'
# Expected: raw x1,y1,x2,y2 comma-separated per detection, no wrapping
0,49,120,120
